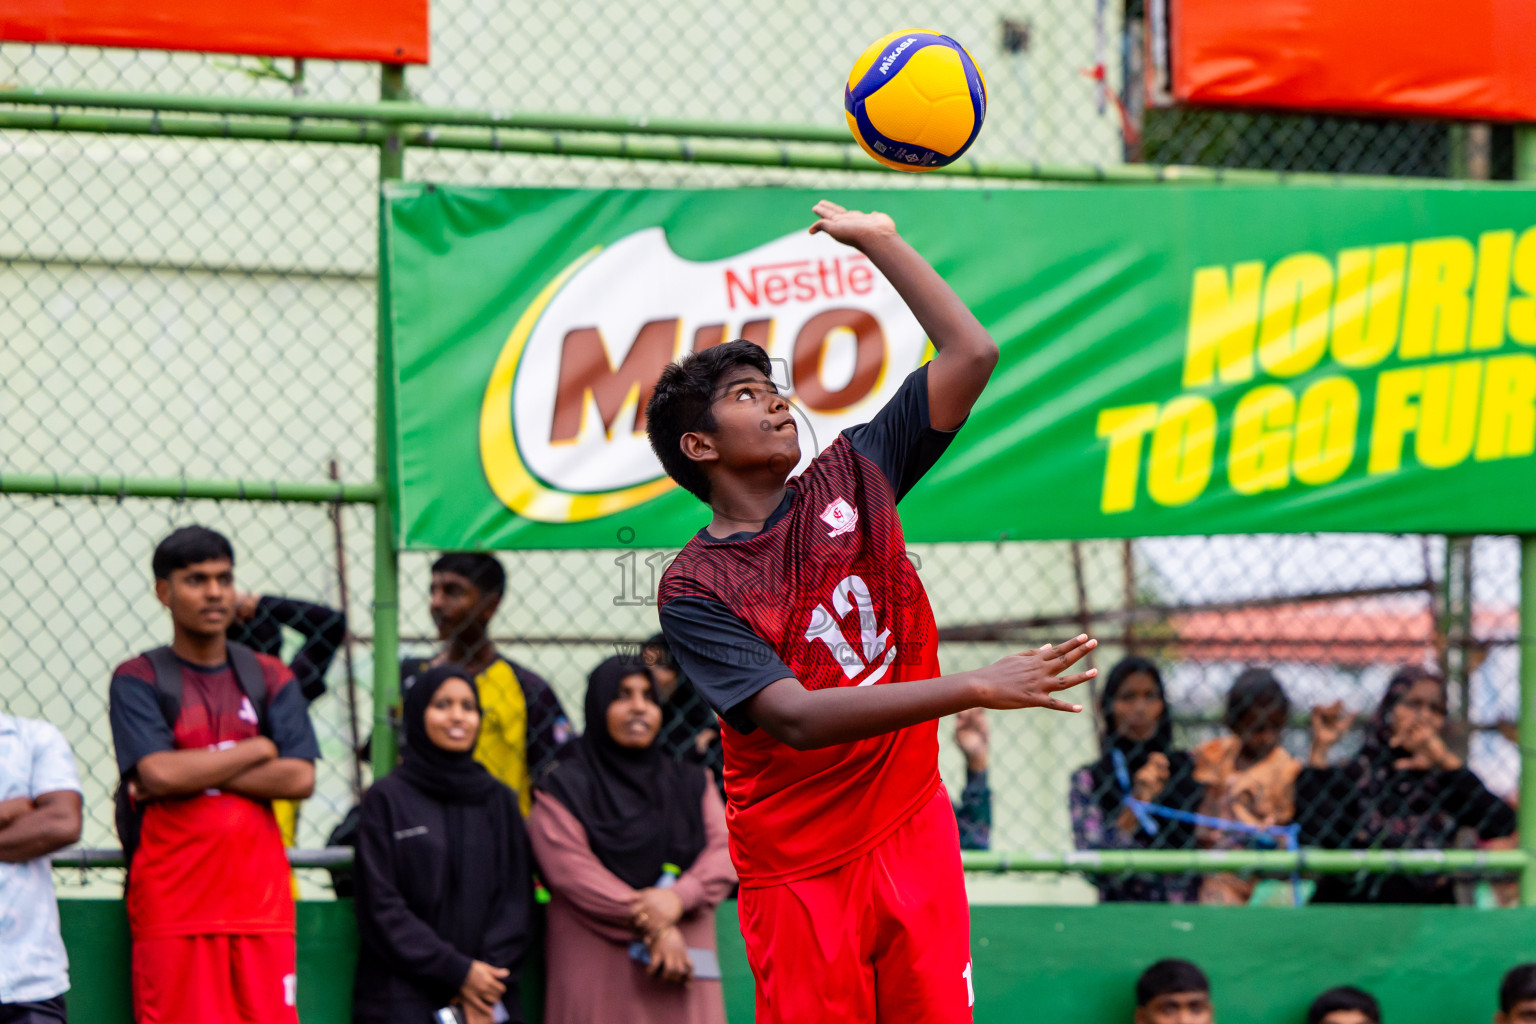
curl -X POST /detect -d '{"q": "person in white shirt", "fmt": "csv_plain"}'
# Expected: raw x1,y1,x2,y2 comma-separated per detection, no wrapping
0,712,83,1024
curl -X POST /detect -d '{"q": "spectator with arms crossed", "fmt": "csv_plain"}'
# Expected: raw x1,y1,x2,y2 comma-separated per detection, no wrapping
403,553,571,814
651,201,1097,1023
0,710,83,1024
108,526,319,1024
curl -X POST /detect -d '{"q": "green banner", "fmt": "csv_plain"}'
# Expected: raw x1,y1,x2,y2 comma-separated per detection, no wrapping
61,899,1536,1024
384,184,1536,550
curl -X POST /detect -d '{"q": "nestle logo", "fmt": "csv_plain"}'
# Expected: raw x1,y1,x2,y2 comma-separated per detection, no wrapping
880,36,917,74
723,256,876,310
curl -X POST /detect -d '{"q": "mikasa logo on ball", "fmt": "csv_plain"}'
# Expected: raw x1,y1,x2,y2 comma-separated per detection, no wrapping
879,36,917,74
478,227,929,524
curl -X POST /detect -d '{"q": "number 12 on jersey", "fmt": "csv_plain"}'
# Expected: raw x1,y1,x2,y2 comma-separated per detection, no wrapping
803,574,899,685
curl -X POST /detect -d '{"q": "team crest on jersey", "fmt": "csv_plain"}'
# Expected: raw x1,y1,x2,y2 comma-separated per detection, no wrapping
238,696,259,726
820,497,859,537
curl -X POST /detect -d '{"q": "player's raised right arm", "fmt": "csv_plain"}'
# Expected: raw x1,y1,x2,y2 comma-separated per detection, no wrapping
745,636,1097,751
808,199,997,431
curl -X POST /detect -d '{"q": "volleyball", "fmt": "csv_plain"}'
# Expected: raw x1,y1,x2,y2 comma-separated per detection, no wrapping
843,29,988,172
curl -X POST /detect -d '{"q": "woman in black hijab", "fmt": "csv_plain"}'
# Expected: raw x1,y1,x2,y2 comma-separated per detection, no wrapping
1068,656,1205,902
353,664,533,1024
1297,666,1516,903
529,656,736,1024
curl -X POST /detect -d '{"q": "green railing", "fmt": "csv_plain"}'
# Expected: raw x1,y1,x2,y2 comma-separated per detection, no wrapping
6,85,1531,186
46,845,1530,877
0,473,380,503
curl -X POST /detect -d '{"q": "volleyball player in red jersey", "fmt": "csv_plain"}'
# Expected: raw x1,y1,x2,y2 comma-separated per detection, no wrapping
650,201,1098,1023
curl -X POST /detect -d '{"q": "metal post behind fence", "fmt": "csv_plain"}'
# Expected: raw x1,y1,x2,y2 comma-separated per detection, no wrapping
1517,126,1536,907
370,63,408,778
1519,534,1536,906
329,458,365,800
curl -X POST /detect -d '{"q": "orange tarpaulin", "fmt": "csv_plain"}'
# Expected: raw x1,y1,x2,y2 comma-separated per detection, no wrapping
1,0,428,64
1170,599,1518,665
1168,0,1536,122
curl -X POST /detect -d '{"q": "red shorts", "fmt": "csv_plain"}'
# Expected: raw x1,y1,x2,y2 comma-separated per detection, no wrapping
132,933,298,1024
738,785,973,1024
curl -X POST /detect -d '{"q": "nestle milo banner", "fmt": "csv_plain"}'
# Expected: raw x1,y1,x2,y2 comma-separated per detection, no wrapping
384,184,1536,550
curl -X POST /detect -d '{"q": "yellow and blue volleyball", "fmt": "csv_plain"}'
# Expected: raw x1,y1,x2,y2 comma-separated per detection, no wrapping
844,29,988,172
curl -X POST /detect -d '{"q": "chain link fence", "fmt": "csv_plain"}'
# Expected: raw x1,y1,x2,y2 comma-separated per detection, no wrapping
4,0,1515,177
0,0,1525,903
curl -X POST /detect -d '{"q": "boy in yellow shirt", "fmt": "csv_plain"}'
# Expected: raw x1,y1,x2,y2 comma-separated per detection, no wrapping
401,553,572,813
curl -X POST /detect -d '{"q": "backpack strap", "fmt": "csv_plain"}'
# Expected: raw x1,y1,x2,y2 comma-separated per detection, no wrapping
143,645,184,725
142,643,269,734
120,645,183,874
226,641,270,734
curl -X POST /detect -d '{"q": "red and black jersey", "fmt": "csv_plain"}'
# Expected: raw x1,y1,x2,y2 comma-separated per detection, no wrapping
658,365,959,886
108,650,319,938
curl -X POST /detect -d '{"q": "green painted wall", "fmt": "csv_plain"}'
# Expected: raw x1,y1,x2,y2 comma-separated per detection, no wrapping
60,900,1536,1022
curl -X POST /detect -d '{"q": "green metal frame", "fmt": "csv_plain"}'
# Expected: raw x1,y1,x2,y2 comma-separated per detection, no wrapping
1518,130,1536,907
0,85,855,142
963,848,1528,875
0,472,378,503
5,70,1534,889
46,845,1529,876
5,87,1534,187
369,65,407,779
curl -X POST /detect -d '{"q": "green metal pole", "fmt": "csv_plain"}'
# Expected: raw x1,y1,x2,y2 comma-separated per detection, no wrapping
1517,126,1536,185
379,66,408,180
0,105,1513,190
1518,126,1536,906
955,848,1526,875
0,85,853,144
370,64,407,779
0,471,379,503
47,845,1529,874
1520,535,1536,905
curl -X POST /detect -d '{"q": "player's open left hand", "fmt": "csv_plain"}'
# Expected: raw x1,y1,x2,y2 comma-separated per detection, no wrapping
808,200,896,250
975,635,1097,713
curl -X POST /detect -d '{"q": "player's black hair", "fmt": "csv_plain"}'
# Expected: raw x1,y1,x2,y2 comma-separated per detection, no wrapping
1136,959,1209,1006
1224,666,1291,731
431,552,506,598
152,525,235,580
644,339,775,503
1502,963,1536,1013
1307,986,1380,1023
